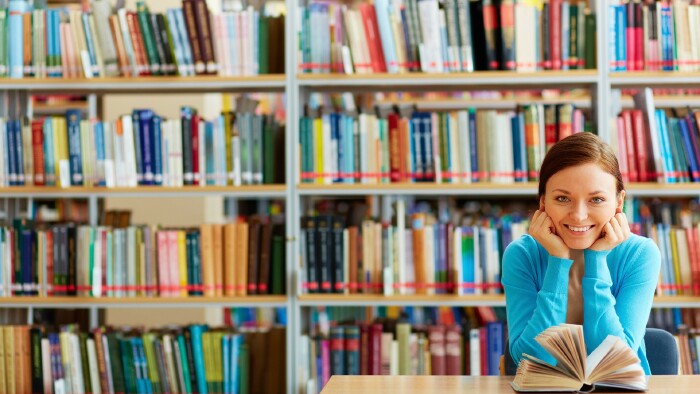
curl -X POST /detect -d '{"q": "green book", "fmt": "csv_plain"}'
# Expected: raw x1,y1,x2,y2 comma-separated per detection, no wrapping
79,333,92,394
136,1,161,75
106,333,127,394
119,337,138,394
263,117,275,184
258,16,269,74
584,10,596,69
238,343,249,394
0,10,6,77
142,333,163,394
177,334,194,394
271,231,285,295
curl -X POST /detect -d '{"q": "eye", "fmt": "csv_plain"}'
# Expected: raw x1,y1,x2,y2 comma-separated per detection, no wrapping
591,197,605,204
555,196,570,202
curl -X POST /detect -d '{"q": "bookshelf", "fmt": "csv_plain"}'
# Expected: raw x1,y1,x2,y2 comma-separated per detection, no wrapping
6,0,700,392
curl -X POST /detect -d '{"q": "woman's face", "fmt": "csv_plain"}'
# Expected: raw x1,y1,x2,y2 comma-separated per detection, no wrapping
541,163,625,250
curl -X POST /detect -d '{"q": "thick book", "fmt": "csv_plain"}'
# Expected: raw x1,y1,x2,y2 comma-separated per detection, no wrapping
511,324,647,393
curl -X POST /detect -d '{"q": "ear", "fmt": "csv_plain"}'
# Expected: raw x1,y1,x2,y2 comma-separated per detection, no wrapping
616,190,626,214
539,196,545,211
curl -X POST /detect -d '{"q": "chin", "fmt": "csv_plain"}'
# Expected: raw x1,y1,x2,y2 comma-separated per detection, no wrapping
563,238,596,251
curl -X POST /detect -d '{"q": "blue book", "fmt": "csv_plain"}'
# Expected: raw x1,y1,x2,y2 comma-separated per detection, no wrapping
374,0,399,73
660,4,674,71
615,5,627,71
608,4,617,71
152,115,163,185
43,117,55,185
20,229,33,295
660,224,676,296
8,0,29,78
410,115,420,181
421,113,434,182
486,321,504,376
15,119,24,186
189,325,208,394
231,335,242,393
204,121,215,185
679,119,700,181
655,109,675,183
6,119,16,186
81,13,99,76
66,110,83,185
436,224,445,294
94,121,106,186
468,109,479,182
134,109,154,185
462,226,475,295
222,335,230,394
133,110,148,184
331,113,341,183
174,9,194,75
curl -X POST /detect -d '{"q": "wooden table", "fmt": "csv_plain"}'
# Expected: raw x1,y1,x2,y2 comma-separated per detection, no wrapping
320,375,700,393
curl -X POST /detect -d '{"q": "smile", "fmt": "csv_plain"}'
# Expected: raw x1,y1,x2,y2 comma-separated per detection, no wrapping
565,225,593,233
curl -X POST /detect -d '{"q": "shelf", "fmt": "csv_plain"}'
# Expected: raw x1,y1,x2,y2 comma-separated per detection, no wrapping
297,70,598,92
0,185,287,198
299,294,700,308
297,294,507,307
0,75,286,93
298,182,700,197
297,182,539,196
0,296,288,308
609,71,700,88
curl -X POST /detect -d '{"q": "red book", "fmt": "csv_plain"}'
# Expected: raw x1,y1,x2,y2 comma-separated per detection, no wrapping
622,111,639,182
479,327,488,375
46,230,54,296
428,325,446,375
369,324,382,375
631,109,649,181
360,324,369,375
549,0,562,70
388,113,401,182
626,2,636,70
634,1,644,71
126,11,150,75
616,116,630,183
191,115,201,185
31,119,45,186
359,4,387,73
687,227,700,295
445,325,462,375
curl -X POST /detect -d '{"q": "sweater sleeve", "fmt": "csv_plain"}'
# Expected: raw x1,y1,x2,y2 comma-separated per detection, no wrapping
502,237,573,366
582,237,661,354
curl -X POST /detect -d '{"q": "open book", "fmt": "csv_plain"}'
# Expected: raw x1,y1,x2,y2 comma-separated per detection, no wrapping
511,324,648,393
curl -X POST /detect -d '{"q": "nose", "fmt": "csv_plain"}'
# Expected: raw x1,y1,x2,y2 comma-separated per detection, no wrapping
569,201,588,222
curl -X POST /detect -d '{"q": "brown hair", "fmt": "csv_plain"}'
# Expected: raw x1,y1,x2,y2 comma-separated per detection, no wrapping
538,132,624,199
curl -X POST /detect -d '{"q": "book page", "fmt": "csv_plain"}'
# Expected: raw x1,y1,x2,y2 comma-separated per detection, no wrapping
585,335,645,388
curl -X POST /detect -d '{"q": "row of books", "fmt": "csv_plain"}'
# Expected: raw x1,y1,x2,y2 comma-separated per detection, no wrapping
3,0,284,78
299,105,587,184
609,0,700,72
0,324,286,394
300,199,527,294
0,108,285,188
0,216,286,298
299,0,595,74
612,88,700,183
300,318,505,393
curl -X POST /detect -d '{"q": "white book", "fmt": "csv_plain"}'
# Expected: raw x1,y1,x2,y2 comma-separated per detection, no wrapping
70,333,86,394
469,328,481,376
120,115,138,187
117,8,139,76
41,338,53,394
126,227,136,297
396,199,406,295
457,110,471,183
93,229,103,297
390,340,399,375
424,224,435,295
87,338,102,394
417,0,444,72
448,113,460,183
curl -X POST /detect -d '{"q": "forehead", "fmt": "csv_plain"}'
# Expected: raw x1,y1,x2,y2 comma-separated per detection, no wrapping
546,163,617,193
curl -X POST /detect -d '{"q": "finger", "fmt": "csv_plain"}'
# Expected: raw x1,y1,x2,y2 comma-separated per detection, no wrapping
602,222,616,243
544,216,557,235
616,213,631,238
529,210,547,233
609,215,624,239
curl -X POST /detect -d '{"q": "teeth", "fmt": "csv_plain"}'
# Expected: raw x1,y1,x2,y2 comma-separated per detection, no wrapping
567,225,591,232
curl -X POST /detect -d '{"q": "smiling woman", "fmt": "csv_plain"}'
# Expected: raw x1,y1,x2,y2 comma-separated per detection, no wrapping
501,132,661,376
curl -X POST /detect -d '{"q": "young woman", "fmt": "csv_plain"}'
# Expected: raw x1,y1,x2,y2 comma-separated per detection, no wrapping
502,132,661,374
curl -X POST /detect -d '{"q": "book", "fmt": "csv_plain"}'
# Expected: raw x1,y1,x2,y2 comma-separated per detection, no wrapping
511,324,647,393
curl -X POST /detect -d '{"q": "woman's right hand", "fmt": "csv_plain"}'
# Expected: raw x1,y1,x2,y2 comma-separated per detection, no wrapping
529,209,570,259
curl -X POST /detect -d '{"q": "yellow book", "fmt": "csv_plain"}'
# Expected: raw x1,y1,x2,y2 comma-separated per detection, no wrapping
4,327,14,394
676,229,692,296
670,228,683,295
223,223,237,296
212,224,224,297
235,222,249,296
136,226,145,296
177,230,188,297
199,224,214,297
0,327,5,394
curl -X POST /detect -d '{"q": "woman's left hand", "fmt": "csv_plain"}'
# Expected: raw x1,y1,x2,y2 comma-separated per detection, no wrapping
589,212,631,251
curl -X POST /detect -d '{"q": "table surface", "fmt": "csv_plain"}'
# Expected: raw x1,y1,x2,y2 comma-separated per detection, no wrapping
320,375,700,393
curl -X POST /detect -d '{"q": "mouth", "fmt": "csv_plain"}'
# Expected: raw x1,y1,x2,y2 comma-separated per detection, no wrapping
564,224,594,234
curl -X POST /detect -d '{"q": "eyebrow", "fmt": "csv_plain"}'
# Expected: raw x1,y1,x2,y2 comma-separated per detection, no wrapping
551,189,607,195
